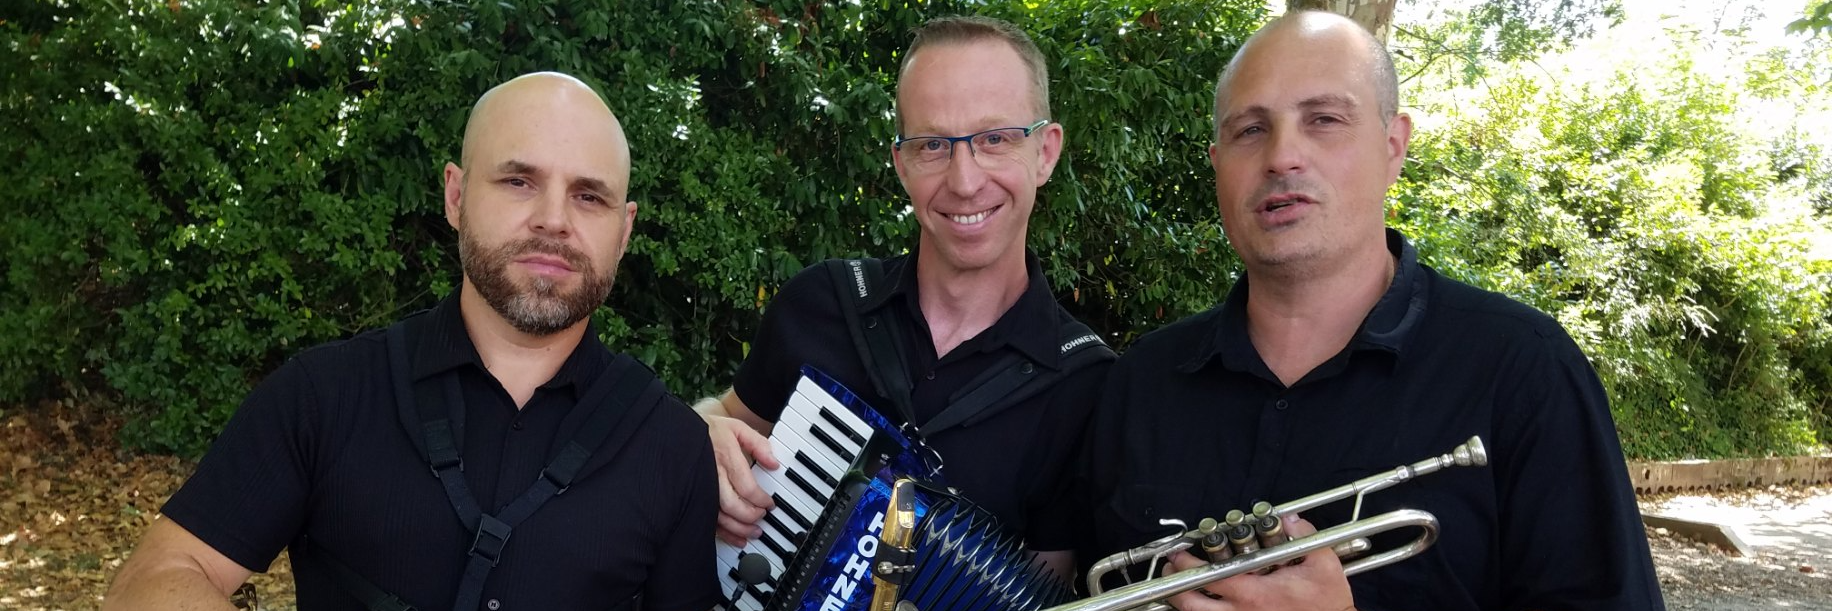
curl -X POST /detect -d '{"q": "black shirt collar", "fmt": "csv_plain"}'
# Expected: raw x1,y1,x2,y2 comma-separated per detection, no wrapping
872,248,1064,370
408,291,609,391
1182,228,1428,374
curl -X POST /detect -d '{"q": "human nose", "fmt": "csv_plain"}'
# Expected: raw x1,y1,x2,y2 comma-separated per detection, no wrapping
529,186,573,237
943,140,989,195
1264,124,1306,176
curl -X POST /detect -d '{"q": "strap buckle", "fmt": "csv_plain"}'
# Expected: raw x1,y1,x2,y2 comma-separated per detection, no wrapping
469,515,513,566
429,456,463,477
539,468,572,495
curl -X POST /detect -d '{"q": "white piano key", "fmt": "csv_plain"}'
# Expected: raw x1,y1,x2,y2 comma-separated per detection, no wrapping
792,376,873,439
764,427,848,489
752,466,826,530
778,403,862,467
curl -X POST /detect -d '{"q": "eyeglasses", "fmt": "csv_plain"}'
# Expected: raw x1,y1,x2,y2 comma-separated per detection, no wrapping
893,119,1051,173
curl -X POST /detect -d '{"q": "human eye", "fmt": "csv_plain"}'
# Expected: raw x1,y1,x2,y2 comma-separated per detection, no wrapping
976,130,1020,153
502,177,533,189
1230,124,1265,141
917,138,947,152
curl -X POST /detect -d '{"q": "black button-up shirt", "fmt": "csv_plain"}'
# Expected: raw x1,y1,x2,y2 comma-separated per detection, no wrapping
164,294,720,610
733,250,1108,550
1083,230,1664,611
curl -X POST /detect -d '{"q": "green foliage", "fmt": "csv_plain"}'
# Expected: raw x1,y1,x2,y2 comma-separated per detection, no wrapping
1395,39,1832,459
1393,0,1623,86
0,0,1264,455
4,0,1827,460
1789,0,1832,36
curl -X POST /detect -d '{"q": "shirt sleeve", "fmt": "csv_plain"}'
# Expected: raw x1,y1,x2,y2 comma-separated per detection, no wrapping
731,264,844,421
1494,328,1666,611
641,429,723,611
159,357,320,573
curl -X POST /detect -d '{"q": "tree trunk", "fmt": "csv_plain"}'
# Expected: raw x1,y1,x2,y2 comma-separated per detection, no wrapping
1286,0,1398,44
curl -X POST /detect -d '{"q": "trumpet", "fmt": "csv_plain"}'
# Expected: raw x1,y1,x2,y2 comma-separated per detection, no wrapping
1052,436,1487,611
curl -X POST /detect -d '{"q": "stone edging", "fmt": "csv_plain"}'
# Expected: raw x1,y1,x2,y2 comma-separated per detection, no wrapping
1628,455,1832,493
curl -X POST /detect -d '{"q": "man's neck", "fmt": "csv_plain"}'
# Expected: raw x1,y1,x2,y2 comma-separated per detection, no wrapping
914,247,1029,359
1245,241,1396,388
458,286,586,409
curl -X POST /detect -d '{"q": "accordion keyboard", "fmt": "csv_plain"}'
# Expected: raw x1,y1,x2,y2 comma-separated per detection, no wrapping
716,375,876,611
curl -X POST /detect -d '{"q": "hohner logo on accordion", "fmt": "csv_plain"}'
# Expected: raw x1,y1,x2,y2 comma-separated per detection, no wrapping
716,367,1071,611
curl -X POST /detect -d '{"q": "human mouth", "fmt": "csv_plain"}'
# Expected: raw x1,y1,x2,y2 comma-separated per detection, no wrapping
1258,193,1315,213
946,206,999,226
516,254,576,275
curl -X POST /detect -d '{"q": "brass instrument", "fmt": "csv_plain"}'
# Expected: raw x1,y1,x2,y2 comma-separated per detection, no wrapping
1054,436,1487,611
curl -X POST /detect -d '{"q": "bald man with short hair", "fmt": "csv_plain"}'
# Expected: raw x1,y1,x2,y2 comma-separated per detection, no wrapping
105,72,720,611
1081,12,1664,611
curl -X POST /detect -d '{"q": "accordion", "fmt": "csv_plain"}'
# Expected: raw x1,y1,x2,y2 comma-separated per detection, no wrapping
715,367,1073,611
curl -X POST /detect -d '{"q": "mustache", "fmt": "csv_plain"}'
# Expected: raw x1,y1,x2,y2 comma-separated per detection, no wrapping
504,237,589,270
1249,176,1323,206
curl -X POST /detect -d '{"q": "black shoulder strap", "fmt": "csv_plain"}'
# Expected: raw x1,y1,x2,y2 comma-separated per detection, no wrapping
303,321,662,611
922,317,1115,436
826,258,918,426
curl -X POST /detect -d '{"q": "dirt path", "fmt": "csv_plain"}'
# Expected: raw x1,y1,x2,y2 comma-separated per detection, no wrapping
1644,486,1832,611
3,404,1827,610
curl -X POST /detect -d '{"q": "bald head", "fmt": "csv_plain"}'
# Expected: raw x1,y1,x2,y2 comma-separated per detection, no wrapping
1214,11,1397,140
460,72,630,189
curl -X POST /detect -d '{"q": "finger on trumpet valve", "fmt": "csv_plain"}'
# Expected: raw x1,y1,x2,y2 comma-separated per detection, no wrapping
1332,536,1373,561
1224,509,1259,556
1197,517,1232,563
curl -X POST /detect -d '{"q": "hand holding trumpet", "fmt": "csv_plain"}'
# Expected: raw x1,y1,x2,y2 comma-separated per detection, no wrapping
1161,513,1356,611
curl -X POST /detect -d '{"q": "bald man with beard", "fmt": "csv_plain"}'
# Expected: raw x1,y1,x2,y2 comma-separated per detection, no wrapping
106,72,720,611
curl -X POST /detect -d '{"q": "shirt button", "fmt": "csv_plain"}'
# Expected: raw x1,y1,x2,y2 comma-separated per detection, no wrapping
487,599,501,610
925,371,935,380
511,420,524,431
1274,399,1289,411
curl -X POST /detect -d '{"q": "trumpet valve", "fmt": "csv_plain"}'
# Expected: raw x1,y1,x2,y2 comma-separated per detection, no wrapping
1224,509,1260,555
1197,517,1232,563
1250,501,1287,548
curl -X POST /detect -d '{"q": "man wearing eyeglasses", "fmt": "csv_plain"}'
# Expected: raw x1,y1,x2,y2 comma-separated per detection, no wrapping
693,15,1113,580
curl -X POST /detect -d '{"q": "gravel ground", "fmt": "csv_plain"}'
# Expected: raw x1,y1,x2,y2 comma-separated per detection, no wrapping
1644,485,1832,611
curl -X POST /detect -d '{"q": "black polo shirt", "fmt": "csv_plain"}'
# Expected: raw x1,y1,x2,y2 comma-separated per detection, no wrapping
163,294,720,611
732,250,1108,551
1083,230,1664,611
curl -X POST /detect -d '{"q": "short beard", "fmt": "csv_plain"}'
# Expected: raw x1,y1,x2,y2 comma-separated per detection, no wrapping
459,227,614,336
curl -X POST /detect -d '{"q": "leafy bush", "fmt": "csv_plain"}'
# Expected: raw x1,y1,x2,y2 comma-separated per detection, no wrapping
4,0,1826,459
1,0,1263,455
1394,34,1832,459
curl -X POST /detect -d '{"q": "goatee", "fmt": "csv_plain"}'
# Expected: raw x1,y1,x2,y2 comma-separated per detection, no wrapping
460,229,614,336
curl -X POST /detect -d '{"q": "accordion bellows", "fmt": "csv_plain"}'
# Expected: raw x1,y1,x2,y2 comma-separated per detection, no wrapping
900,499,1075,611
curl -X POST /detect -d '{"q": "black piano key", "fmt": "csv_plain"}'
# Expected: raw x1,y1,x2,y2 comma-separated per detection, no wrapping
783,467,825,502
794,451,839,488
805,423,856,464
758,528,793,562
763,511,801,543
818,406,868,446
747,585,772,606
771,493,813,531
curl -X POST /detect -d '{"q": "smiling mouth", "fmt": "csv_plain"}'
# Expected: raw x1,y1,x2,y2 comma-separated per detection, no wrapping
946,206,998,225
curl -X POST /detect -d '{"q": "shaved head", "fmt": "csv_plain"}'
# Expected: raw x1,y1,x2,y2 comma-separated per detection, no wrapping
460,72,629,181
445,71,637,337
1214,11,1398,140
